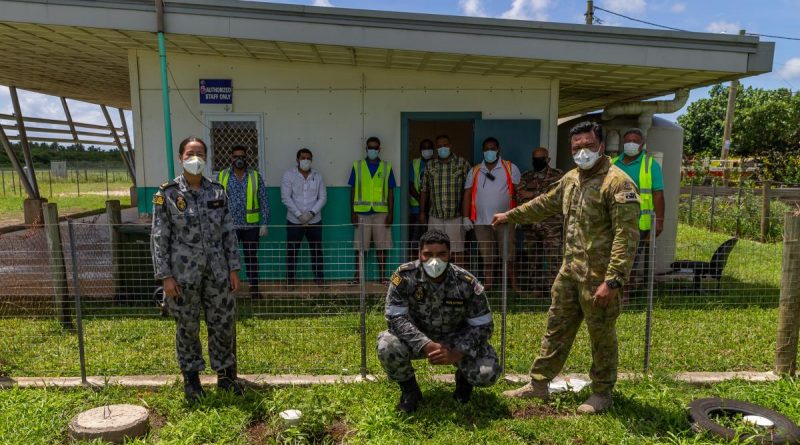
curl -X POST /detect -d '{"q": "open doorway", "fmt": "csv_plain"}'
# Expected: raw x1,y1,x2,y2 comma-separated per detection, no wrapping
408,119,476,164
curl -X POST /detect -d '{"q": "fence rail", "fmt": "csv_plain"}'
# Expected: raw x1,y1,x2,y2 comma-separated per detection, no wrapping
0,212,796,380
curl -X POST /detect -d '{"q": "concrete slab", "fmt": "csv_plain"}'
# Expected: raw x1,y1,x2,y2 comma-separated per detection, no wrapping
1,371,781,389
69,404,149,443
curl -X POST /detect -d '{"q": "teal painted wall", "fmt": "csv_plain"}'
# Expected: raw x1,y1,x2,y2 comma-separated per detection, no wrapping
136,185,408,281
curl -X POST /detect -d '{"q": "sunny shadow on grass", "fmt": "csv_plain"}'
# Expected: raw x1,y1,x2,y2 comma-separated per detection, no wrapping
1,377,799,444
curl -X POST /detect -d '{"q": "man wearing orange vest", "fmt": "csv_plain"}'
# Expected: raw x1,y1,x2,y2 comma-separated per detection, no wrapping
462,137,521,290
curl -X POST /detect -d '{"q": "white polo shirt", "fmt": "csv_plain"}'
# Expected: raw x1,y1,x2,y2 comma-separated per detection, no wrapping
464,157,521,225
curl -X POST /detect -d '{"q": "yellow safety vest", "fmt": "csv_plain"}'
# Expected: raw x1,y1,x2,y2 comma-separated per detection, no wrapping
612,154,655,231
217,168,261,224
353,160,390,213
410,158,423,207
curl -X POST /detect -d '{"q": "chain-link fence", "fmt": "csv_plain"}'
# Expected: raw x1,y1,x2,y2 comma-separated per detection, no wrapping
0,167,130,199
0,217,796,379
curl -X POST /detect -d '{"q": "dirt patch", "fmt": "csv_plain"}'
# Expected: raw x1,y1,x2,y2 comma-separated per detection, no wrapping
247,420,279,444
326,419,354,444
512,404,572,419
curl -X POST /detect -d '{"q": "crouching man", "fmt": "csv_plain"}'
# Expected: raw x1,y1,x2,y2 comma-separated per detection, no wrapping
377,229,500,413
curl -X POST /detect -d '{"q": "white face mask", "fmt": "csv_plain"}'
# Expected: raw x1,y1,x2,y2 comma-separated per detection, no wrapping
421,149,434,160
182,156,205,175
573,148,601,170
299,159,312,171
422,257,448,278
623,142,641,157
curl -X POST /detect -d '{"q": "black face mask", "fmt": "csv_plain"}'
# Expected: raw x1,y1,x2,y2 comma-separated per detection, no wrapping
233,158,246,169
532,157,548,171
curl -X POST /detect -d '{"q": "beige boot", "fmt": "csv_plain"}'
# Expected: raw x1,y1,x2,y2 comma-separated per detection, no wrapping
502,380,550,401
577,393,612,414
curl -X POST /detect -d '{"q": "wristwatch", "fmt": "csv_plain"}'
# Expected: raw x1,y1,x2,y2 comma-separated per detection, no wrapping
605,278,622,290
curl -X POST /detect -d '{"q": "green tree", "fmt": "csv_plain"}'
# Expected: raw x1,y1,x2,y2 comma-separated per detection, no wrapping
678,85,800,184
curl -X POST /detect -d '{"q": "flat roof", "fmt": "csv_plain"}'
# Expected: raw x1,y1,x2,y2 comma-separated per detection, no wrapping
0,0,774,114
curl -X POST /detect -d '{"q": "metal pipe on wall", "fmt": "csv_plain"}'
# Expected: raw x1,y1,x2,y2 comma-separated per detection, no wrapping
156,0,176,180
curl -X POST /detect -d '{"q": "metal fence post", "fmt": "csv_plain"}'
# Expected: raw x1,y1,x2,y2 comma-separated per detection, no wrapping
75,169,80,197
1,169,5,197
358,221,367,379
643,213,656,373
500,225,509,374
67,220,88,384
687,184,694,225
105,168,109,199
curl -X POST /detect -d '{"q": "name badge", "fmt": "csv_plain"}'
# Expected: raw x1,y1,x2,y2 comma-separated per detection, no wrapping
207,199,224,209
443,298,464,306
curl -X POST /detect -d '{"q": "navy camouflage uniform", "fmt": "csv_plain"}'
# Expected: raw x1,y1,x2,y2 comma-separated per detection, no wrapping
151,175,241,373
377,261,500,387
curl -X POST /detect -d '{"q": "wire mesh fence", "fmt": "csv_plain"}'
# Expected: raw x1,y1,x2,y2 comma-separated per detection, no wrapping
0,217,794,379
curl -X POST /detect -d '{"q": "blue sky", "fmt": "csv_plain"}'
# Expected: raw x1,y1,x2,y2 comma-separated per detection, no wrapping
0,0,797,137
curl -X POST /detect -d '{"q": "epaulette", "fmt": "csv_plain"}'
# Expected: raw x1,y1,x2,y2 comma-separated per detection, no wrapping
458,271,476,284
398,261,418,272
158,181,178,191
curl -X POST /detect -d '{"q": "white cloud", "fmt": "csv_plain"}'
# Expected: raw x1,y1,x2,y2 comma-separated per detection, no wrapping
501,0,551,21
600,0,646,14
778,58,800,80
459,0,488,17
312,0,332,6
670,2,686,13
705,20,740,34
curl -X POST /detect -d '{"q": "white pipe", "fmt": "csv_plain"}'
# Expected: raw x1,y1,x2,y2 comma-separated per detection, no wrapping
602,89,690,120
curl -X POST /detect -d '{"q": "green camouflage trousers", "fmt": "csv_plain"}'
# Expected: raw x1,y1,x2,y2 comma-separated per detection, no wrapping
529,273,621,394
165,273,236,373
377,330,501,387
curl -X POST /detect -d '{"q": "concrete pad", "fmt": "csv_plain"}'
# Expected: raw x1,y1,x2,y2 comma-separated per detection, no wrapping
674,371,780,385
68,404,149,443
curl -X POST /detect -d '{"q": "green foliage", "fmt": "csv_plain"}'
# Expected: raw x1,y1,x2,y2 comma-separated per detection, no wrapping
2,378,800,444
0,141,124,168
677,85,800,185
678,188,791,242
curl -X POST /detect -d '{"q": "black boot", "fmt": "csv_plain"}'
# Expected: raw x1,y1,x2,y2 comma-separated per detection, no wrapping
217,366,244,395
453,370,473,404
182,371,205,404
396,377,423,413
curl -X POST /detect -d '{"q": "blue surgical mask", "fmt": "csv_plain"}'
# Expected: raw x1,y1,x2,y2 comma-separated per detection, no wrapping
437,146,450,159
483,150,498,163
367,149,380,161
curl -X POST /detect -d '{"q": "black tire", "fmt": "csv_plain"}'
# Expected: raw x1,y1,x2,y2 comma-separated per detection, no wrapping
688,397,800,444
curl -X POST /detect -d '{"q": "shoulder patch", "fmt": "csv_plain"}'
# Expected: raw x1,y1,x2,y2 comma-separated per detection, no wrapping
459,272,475,284
390,272,403,287
615,190,640,204
473,282,485,295
398,262,418,272
152,194,165,206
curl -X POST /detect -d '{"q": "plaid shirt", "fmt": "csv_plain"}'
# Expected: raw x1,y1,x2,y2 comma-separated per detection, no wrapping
420,155,471,219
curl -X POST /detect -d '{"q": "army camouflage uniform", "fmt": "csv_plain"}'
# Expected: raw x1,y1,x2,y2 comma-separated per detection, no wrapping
377,261,500,387
515,165,564,295
151,174,241,373
505,156,640,395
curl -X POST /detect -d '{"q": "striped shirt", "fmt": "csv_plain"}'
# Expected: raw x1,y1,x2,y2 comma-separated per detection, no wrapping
420,155,471,220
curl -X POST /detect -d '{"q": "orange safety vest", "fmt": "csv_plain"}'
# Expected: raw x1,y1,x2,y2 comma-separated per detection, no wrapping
470,159,516,222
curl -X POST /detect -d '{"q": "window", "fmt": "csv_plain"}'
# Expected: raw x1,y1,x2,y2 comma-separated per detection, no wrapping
204,114,264,174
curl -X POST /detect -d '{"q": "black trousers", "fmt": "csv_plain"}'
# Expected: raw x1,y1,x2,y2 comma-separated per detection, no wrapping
235,227,260,287
286,221,324,282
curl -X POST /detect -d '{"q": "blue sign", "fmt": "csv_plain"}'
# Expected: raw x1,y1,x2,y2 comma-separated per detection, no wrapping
199,79,232,104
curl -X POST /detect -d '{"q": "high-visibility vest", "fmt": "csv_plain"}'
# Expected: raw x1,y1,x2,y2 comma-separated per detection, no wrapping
218,168,261,224
409,158,423,208
612,153,655,231
353,160,390,213
470,159,516,222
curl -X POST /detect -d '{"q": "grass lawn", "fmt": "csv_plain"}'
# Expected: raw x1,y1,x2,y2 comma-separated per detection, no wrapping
2,377,799,444
0,169,131,224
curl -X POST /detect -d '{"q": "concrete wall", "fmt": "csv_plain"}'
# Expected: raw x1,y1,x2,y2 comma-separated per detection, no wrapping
130,50,557,203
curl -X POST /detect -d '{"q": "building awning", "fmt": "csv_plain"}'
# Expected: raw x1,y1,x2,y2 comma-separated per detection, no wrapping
0,0,774,114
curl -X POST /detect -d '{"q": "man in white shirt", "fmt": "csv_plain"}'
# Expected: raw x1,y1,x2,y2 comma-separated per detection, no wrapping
462,137,521,291
281,148,328,285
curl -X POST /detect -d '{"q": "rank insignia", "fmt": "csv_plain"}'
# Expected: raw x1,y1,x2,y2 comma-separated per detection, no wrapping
152,194,164,206
414,286,424,301
390,272,402,287
175,195,187,212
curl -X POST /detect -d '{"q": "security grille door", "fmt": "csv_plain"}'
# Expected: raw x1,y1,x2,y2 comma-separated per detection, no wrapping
206,116,262,173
